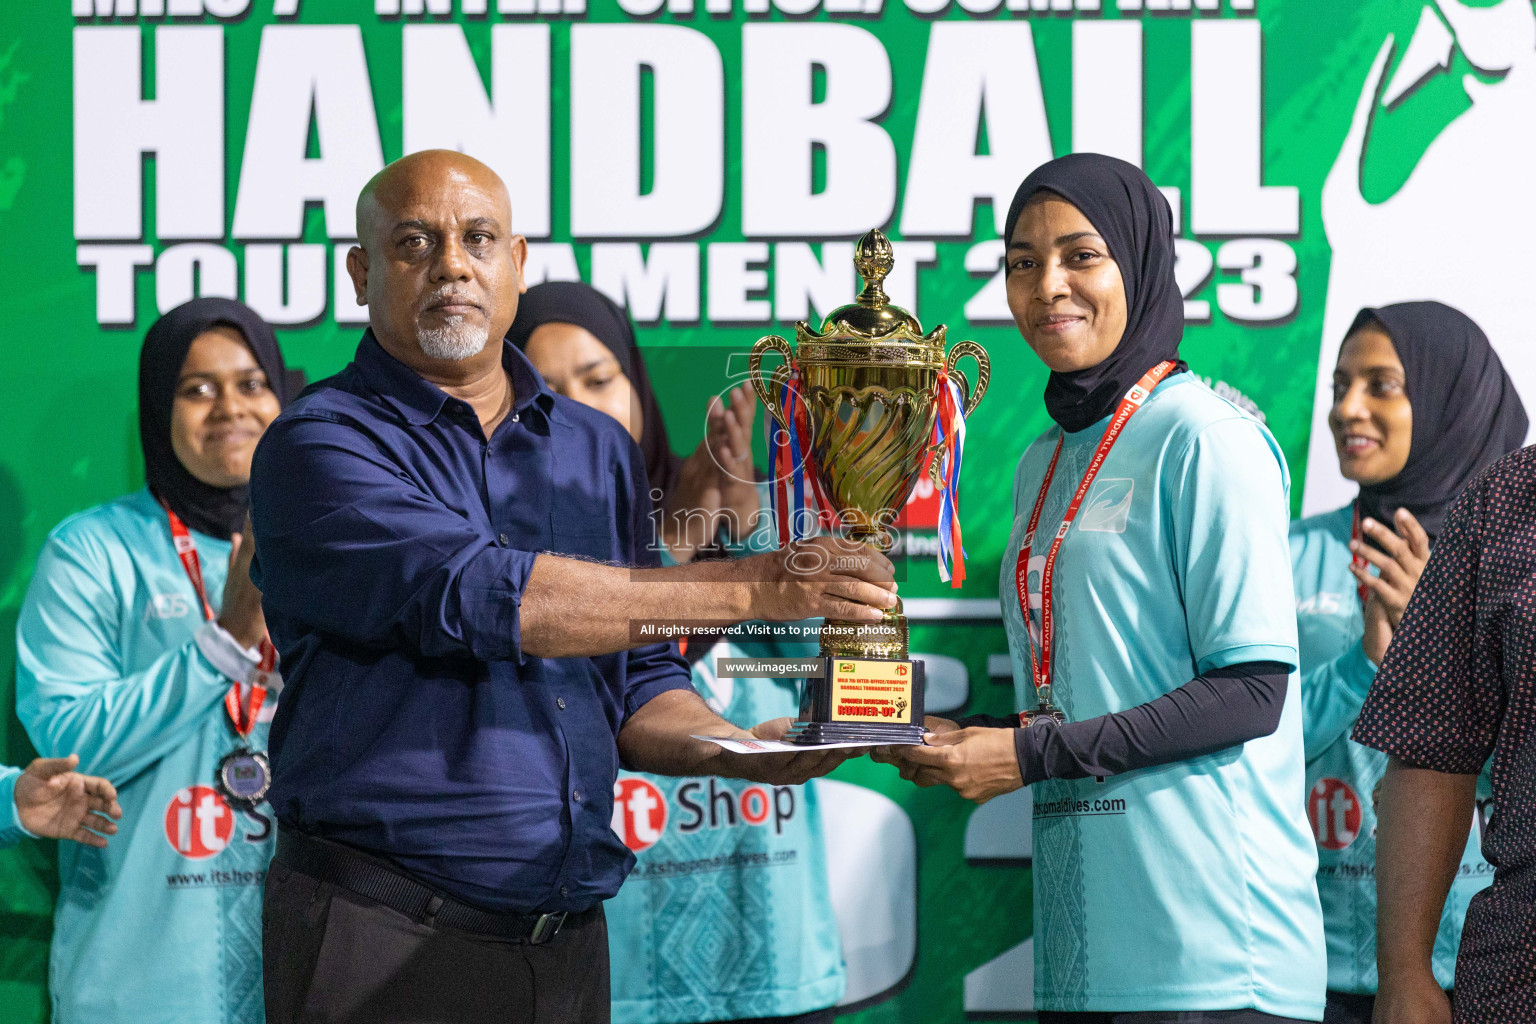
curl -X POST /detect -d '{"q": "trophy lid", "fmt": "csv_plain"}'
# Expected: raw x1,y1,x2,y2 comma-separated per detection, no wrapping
818,229,929,341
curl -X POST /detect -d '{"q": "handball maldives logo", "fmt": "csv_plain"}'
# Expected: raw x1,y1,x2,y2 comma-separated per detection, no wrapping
1309,777,1363,851
164,785,234,859
612,778,668,852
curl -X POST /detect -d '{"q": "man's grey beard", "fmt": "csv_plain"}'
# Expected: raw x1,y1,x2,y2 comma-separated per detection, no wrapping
417,318,490,362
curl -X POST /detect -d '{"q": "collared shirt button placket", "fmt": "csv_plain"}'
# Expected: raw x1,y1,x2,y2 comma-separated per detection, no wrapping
556,697,566,710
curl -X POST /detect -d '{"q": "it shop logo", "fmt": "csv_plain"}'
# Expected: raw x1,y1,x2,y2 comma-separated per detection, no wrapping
612,778,668,852
164,785,234,859
611,777,800,852
1309,777,1363,851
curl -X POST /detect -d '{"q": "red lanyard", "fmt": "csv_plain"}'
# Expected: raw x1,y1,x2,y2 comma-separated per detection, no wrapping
1350,502,1370,605
165,508,274,738
1014,361,1176,701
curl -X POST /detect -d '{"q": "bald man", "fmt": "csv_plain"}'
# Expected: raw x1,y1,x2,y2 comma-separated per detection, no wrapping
248,151,896,1024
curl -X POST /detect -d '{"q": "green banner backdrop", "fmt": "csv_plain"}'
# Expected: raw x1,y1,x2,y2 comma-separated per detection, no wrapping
2,0,1527,1019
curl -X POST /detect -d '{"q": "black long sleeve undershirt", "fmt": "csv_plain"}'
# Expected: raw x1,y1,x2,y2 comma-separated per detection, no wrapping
955,660,1290,785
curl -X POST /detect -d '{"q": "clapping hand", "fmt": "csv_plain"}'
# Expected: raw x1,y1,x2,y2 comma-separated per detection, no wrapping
663,386,763,561
14,755,122,848
1349,508,1429,627
1351,508,1429,665
218,519,268,650
1362,592,1393,666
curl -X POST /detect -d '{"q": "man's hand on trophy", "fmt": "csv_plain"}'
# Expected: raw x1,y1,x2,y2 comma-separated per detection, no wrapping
746,536,898,622
874,727,1022,804
710,717,861,786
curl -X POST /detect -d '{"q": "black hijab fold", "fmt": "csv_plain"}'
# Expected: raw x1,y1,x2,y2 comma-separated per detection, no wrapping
1003,153,1188,433
507,281,685,507
139,298,290,540
1349,301,1527,541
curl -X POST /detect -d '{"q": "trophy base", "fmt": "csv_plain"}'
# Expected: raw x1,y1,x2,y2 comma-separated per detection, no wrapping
783,720,927,745
786,656,926,747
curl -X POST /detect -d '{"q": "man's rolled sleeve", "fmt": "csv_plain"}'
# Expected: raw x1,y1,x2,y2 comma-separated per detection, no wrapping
622,642,697,721
252,415,536,661
454,545,537,663
1354,481,1500,774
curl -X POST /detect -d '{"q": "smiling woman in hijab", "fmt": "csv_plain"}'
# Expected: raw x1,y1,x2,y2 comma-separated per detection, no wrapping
880,154,1326,1022
510,280,846,1024
16,297,291,1024
1291,301,1525,1024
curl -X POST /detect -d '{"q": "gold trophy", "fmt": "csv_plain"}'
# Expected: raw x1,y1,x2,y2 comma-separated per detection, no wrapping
748,229,990,744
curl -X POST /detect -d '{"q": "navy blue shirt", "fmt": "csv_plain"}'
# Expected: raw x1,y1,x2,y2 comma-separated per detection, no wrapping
249,332,692,914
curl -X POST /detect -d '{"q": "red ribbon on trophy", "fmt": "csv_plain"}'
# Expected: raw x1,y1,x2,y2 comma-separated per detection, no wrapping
932,369,969,588
766,369,836,546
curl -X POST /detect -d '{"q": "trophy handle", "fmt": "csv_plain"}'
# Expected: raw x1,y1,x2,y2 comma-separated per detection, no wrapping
748,335,796,429
944,341,991,417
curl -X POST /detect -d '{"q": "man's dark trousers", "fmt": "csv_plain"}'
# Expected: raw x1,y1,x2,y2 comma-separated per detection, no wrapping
263,856,610,1024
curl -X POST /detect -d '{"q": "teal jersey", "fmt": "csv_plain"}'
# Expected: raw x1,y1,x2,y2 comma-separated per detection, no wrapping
1291,504,1493,994
1000,374,1325,1018
16,488,277,1024
0,765,33,849
606,637,845,1024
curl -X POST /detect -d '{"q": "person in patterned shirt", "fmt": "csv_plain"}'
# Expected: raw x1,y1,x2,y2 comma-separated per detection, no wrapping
1354,447,1536,1024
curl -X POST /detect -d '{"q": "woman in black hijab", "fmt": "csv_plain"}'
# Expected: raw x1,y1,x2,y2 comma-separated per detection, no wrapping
1293,300,1524,1024
1343,302,1527,545
16,296,292,1024
881,154,1326,1022
139,297,293,538
509,281,762,563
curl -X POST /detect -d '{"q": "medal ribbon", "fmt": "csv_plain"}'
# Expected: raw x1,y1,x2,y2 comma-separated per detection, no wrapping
1350,501,1371,605
164,507,274,738
1014,361,1176,711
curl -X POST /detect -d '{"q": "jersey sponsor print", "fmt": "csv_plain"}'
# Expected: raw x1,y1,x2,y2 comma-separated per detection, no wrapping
165,784,235,859
614,778,668,852
1309,778,1363,851
614,776,802,861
